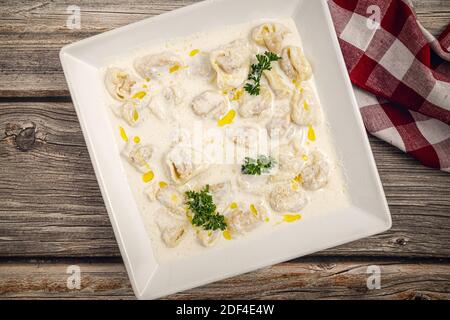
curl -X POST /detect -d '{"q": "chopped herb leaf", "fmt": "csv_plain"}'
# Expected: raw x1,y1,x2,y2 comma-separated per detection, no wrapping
185,185,227,231
241,155,276,175
244,51,281,96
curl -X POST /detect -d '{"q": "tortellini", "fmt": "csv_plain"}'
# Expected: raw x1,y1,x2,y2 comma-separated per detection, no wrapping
209,182,233,213
227,203,268,235
263,67,291,98
165,144,208,185
238,85,274,118
134,52,184,79
122,142,153,172
161,224,187,248
189,51,213,78
266,115,296,140
191,90,229,120
280,46,312,82
269,183,308,213
111,101,143,127
291,87,321,126
156,185,186,216
143,182,159,202
251,23,290,54
210,39,251,90
270,139,305,182
197,229,221,247
300,150,330,190
277,139,304,173
147,85,184,120
231,128,271,167
105,68,136,101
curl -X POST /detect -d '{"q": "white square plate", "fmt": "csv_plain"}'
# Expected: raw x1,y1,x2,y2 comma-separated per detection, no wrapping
60,0,391,299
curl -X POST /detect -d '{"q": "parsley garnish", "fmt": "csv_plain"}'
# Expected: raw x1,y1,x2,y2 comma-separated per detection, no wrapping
185,185,227,231
244,51,281,96
241,155,276,175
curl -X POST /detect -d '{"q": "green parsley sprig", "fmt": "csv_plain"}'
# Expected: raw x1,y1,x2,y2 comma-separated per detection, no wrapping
241,155,276,175
185,185,227,231
244,51,281,96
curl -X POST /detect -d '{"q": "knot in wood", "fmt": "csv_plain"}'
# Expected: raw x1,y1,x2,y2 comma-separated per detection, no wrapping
16,124,36,151
395,237,408,246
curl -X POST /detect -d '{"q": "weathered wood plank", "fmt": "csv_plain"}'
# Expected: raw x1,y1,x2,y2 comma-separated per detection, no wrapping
0,260,133,299
0,102,115,256
0,0,448,97
0,259,449,299
1,102,449,258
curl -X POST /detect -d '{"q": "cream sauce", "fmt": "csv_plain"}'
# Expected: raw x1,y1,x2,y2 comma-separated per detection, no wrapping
102,18,350,263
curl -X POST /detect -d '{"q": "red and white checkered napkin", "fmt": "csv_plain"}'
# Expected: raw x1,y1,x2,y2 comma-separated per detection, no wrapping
328,0,450,172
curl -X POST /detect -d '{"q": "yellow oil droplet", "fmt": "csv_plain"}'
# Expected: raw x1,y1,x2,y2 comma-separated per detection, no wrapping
169,64,181,73
142,84,148,89
133,108,139,122
171,193,178,202
133,136,141,144
223,230,232,240
291,181,300,190
159,181,168,189
265,217,270,222
231,88,244,101
294,174,302,183
186,210,193,223
303,101,309,111
307,125,316,141
292,79,303,93
189,49,200,57
142,171,154,183
302,154,308,161
230,202,238,209
145,77,151,82
250,204,258,216
218,109,236,127
119,126,128,142
132,91,147,100
283,214,301,223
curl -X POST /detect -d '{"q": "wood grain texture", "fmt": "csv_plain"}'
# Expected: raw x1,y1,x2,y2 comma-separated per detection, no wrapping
1,102,449,258
1,259,449,299
0,0,449,97
0,0,449,300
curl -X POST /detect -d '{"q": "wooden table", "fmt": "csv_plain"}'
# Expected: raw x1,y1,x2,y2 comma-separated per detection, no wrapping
0,0,449,300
